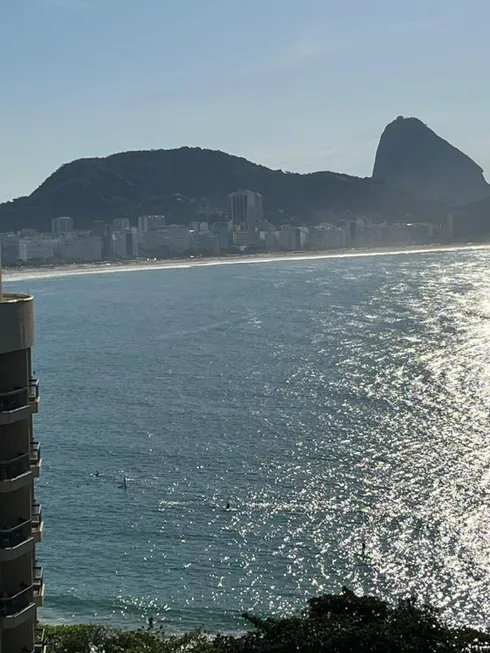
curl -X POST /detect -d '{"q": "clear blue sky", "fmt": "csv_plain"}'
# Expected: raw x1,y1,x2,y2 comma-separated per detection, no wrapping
1,0,489,202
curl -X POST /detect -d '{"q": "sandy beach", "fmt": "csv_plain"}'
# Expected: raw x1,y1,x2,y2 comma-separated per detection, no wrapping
2,243,488,282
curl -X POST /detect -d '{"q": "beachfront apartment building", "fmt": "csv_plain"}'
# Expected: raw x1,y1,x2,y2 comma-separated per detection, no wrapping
55,232,103,262
0,235,56,266
0,257,45,653
18,239,56,264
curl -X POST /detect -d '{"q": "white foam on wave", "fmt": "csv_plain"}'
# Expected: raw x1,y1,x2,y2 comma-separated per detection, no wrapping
2,244,488,283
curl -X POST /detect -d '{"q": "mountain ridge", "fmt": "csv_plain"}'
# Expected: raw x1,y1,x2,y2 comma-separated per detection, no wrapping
373,116,490,206
0,118,487,232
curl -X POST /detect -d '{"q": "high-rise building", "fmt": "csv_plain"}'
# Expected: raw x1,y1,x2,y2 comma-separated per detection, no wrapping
0,250,45,653
126,229,139,258
212,222,231,251
228,190,263,244
111,231,128,259
51,216,73,234
228,190,263,227
137,215,166,232
102,225,113,260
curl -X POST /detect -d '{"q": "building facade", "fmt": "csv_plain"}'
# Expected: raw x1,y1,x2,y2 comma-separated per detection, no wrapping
137,215,166,233
18,238,55,264
51,216,73,234
0,236,21,266
140,226,191,256
55,233,103,262
0,258,45,652
228,190,263,243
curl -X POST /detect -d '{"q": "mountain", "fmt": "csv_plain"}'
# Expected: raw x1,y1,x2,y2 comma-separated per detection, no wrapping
0,146,448,232
373,116,490,206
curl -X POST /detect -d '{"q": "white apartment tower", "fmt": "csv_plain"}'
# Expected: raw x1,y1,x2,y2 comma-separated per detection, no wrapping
0,251,45,653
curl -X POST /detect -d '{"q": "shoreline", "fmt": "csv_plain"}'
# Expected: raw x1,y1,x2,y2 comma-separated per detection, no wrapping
2,242,488,282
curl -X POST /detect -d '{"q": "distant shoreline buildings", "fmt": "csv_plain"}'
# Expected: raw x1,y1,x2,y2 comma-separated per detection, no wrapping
0,189,458,267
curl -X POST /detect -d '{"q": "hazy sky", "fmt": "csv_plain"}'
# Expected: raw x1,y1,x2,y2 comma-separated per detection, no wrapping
1,0,489,202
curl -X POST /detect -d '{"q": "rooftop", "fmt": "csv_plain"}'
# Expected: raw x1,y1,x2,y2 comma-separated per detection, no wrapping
0,293,33,304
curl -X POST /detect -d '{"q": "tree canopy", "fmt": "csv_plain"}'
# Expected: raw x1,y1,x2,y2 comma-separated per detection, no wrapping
45,588,490,653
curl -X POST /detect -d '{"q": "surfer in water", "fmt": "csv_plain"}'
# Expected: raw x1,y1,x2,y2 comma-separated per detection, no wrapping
225,502,231,511
123,477,128,490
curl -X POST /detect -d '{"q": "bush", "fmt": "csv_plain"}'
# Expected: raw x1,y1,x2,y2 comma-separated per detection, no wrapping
45,588,490,653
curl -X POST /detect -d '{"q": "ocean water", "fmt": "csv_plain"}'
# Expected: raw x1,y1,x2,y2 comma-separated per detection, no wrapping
7,248,490,633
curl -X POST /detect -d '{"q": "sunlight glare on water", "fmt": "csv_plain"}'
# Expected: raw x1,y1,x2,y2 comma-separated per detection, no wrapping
9,248,490,632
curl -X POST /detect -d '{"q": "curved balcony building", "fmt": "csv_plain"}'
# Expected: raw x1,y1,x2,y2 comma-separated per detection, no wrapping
0,272,45,653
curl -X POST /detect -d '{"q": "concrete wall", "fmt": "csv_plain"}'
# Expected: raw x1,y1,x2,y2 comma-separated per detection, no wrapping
0,296,34,356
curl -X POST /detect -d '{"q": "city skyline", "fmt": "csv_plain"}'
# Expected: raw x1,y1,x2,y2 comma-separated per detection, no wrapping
1,0,490,202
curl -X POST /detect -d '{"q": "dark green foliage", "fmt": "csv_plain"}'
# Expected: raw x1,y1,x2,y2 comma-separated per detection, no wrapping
44,589,490,653
0,146,449,232
44,624,217,653
44,624,105,652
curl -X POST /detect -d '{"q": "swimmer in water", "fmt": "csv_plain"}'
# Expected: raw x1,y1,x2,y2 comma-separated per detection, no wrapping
361,539,366,557
225,502,231,510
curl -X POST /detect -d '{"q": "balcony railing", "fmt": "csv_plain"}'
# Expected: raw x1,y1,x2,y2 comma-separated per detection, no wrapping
0,378,39,414
0,453,30,481
32,504,42,523
0,388,28,413
33,566,43,604
29,379,39,403
31,504,42,540
35,627,45,652
30,442,41,467
0,585,33,617
0,519,32,550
